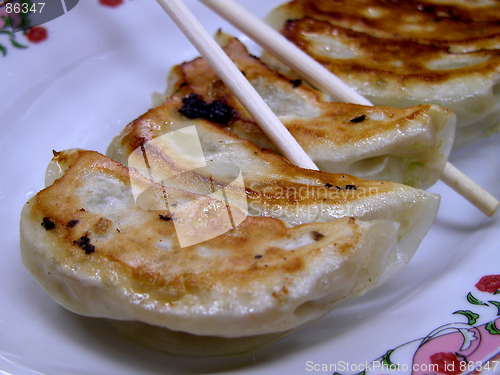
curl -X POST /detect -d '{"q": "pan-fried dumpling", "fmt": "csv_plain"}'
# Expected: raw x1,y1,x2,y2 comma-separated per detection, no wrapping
21,150,400,355
107,92,440,287
265,0,500,53
162,35,455,189
264,0,500,146
21,88,440,356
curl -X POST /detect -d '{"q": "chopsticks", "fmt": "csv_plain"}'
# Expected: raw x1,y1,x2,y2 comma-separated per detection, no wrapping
197,0,499,217
155,0,318,171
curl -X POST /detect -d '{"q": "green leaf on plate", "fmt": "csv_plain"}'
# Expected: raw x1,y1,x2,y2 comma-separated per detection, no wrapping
485,321,500,335
467,292,488,306
489,301,500,316
453,310,480,325
0,44,6,57
381,349,399,370
0,30,15,37
494,290,500,295
10,38,27,49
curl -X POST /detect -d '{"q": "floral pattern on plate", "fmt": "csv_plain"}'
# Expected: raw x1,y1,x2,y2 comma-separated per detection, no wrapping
0,0,127,56
0,0,30,56
333,275,500,375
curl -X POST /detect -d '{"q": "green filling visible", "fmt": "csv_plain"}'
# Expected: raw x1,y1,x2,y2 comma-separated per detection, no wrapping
408,161,425,172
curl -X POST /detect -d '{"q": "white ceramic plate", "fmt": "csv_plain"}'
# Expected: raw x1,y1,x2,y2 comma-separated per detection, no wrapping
1,1,499,374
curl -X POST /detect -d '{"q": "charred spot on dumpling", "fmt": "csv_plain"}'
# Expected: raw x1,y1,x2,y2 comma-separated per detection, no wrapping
290,79,302,88
208,100,233,125
73,234,95,255
349,115,366,123
67,220,79,228
179,94,233,125
159,214,172,222
41,217,56,230
310,231,325,241
179,94,206,119
345,185,357,190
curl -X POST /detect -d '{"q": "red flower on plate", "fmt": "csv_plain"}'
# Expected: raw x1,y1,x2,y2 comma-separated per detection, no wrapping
476,275,500,294
429,352,463,375
99,0,124,7
25,26,48,43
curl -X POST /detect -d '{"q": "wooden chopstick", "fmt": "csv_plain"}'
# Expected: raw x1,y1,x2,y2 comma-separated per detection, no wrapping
440,163,499,217
198,0,499,217
155,0,318,171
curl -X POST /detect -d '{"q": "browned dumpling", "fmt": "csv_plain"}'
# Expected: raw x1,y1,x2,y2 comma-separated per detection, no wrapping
265,0,500,145
20,149,407,354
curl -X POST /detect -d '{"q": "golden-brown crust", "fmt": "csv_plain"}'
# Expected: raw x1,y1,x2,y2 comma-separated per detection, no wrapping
24,150,369,305
387,0,500,22
278,0,500,50
22,149,414,339
282,17,500,83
